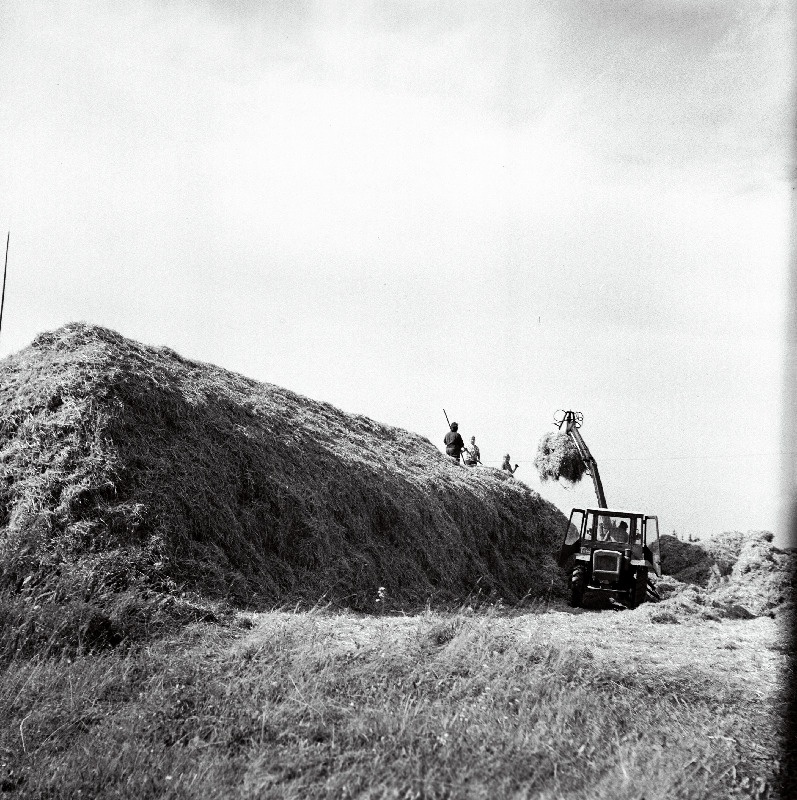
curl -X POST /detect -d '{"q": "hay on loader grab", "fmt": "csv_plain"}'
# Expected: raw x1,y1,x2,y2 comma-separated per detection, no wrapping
534,431,587,484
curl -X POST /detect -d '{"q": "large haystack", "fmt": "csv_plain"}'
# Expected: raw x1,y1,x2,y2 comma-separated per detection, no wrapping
0,324,568,653
533,431,587,484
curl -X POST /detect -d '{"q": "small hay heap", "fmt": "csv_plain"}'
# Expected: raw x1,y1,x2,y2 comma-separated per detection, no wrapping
0,323,569,655
534,431,587,484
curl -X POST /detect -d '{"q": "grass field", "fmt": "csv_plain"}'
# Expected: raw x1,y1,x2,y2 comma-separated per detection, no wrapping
1,603,790,799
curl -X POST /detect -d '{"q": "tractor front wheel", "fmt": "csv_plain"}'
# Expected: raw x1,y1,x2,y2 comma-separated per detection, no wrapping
570,565,586,608
630,567,648,608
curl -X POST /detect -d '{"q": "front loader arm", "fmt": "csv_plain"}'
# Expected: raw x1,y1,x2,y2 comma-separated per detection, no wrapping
560,411,608,509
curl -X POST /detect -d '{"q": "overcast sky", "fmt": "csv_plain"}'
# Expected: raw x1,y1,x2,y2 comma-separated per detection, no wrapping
1,1,794,543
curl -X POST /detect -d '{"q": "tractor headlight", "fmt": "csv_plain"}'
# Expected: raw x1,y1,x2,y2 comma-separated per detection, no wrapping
580,546,591,555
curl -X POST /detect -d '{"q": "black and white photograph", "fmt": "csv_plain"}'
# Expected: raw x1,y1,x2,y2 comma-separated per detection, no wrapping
0,1,794,797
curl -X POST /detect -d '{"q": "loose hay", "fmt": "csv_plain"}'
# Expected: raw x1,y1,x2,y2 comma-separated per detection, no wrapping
0,323,570,656
533,431,587,484
652,530,795,620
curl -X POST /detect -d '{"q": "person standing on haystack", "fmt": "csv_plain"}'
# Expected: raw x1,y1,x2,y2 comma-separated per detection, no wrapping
502,454,518,475
463,436,481,467
444,422,466,464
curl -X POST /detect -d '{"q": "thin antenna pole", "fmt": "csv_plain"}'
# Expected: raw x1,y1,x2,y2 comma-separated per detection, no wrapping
0,232,8,343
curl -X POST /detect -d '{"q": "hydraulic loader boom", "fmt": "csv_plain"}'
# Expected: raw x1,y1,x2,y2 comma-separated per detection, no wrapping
556,410,607,508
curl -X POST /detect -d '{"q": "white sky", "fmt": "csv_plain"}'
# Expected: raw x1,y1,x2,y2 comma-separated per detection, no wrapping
1,1,794,544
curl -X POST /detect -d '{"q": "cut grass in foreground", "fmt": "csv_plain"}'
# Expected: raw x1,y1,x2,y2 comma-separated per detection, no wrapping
1,607,790,799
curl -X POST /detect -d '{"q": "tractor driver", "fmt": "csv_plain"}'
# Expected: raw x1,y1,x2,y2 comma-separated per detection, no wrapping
601,520,629,542
613,521,630,543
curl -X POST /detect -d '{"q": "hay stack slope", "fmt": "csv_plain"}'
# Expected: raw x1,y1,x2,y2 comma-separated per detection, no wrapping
534,431,587,484
0,324,568,654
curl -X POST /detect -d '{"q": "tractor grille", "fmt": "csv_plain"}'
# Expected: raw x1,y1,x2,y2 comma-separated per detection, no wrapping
593,550,621,576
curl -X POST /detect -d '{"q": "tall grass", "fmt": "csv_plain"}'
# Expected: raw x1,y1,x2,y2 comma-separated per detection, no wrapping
0,609,787,799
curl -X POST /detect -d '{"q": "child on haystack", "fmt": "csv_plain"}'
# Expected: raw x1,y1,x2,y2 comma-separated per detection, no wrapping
463,436,481,467
502,455,518,475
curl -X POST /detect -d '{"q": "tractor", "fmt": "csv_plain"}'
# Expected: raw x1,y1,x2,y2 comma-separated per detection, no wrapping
553,410,661,608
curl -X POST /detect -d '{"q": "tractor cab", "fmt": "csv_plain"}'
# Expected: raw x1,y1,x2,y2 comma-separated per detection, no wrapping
558,508,661,607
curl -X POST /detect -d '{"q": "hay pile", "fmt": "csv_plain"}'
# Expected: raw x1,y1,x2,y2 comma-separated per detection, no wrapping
653,530,795,620
707,531,795,616
533,432,587,484
658,536,726,586
0,323,568,655
659,530,751,587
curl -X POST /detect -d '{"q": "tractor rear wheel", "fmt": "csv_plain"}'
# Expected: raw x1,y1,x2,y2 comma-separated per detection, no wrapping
630,567,648,608
570,565,586,608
